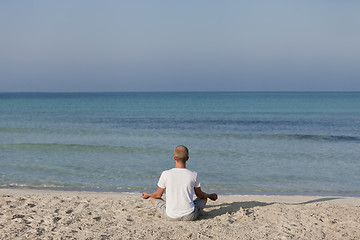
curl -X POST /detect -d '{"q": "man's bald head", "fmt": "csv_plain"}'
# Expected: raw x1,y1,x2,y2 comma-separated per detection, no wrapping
174,145,189,162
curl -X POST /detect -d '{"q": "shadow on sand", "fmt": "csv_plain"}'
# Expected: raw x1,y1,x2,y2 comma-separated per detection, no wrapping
200,201,273,219
290,197,341,205
200,197,341,219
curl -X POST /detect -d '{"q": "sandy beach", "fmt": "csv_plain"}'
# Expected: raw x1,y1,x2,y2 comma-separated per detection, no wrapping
0,189,359,239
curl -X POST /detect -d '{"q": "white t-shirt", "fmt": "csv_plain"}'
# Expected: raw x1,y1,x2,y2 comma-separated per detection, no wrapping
157,168,201,219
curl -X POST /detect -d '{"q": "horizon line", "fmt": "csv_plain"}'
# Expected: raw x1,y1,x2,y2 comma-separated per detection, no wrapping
1,90,360,94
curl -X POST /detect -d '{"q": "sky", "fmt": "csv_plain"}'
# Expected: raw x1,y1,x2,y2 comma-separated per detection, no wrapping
1,1,359,92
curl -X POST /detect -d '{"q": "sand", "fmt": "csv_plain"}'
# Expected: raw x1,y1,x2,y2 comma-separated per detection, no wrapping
1,189,359,239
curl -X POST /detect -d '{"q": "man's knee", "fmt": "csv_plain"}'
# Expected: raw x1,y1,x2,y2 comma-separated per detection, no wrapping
194,198,207,210
150,197,165,207
150,197,157,206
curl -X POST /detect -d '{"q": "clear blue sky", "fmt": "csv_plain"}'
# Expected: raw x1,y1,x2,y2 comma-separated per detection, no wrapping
1,1,359,92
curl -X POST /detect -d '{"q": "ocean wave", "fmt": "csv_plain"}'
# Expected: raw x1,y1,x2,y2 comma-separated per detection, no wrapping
0,127,112,135
0,143,167,153
1,184,359,197
1,128,358,146
185,133,360,142
284,134,360,141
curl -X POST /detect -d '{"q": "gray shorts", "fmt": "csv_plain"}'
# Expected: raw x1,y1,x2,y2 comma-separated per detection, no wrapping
155,198,206,221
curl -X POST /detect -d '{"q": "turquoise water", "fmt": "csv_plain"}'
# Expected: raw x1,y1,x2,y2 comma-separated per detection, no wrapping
0,92,359,195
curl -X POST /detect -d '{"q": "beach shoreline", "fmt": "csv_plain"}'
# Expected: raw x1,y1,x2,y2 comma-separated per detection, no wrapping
1,188,359,239
2,185,359,198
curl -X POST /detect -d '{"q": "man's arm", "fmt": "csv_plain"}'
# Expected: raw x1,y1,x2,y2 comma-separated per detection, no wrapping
142,187,165,199
194,187,218,201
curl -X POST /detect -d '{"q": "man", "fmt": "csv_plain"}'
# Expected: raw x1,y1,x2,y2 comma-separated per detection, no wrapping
142,145,217,221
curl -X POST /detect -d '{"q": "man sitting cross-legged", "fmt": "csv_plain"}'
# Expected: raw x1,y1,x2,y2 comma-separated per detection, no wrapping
142,145,217,221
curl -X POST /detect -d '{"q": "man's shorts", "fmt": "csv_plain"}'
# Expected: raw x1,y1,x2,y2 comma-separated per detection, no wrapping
155,198,206,221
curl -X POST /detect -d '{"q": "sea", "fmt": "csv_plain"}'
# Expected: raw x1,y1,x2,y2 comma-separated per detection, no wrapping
0,92,359,196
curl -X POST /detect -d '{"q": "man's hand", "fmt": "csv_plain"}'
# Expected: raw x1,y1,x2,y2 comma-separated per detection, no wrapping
208,193,218,201
141,192,150,199
141,187,165,201
195,187,218,201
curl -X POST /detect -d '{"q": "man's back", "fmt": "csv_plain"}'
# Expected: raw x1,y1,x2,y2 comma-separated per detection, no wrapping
141,145,217,221
158,168,200,218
